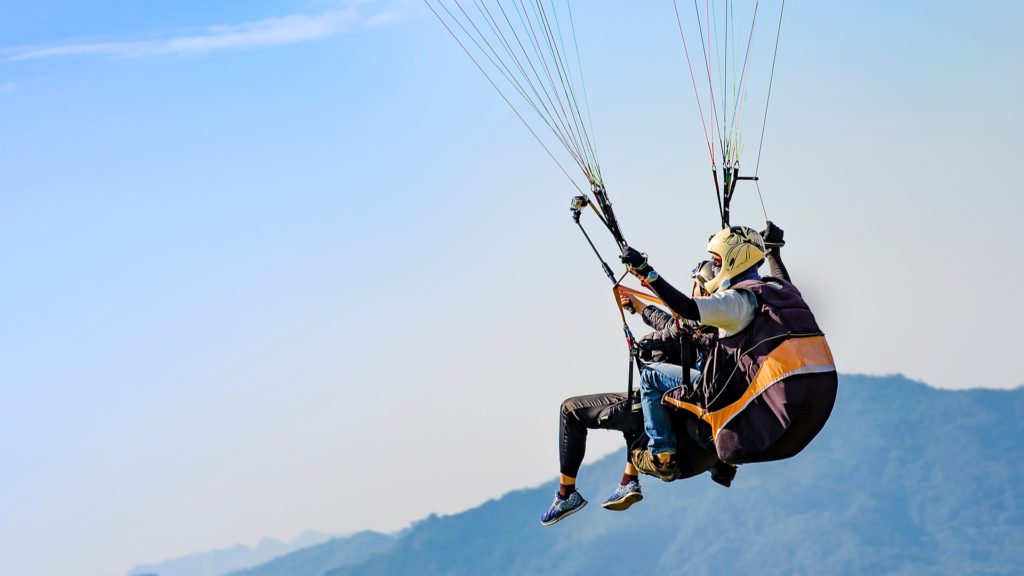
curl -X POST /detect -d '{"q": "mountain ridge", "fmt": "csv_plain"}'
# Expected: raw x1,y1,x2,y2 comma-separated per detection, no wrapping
128,530,336,576
321,374,1024,575
135,374,1024,576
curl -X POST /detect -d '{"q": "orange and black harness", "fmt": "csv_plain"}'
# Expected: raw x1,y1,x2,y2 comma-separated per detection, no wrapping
664,334,835,440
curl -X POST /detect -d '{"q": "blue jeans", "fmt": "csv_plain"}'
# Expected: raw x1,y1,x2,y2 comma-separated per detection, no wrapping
639,362,700,455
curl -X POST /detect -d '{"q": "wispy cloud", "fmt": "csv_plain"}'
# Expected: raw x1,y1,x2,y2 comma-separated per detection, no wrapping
6,3,393,62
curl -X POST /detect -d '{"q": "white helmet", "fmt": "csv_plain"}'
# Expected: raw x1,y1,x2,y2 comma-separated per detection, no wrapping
703,226,766,293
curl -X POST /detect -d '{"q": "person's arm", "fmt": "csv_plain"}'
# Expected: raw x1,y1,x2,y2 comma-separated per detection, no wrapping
692,289,757,335
646,275,701,321
641,304,675,331
766,248,790,281
619,247,701,320
636,323,682,364
630,300,683,363
761,221,790,281
619,248,757,334
619,293,646,317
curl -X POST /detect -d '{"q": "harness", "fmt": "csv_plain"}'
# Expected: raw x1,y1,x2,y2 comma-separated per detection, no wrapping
664,334,835,440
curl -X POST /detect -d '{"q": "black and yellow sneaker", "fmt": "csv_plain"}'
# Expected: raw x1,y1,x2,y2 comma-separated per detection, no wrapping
631,449,680,482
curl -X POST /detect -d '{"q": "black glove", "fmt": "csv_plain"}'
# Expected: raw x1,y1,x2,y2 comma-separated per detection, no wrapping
637,338,658,352
761,221,785,249
619,246,651,275
636,338,660,362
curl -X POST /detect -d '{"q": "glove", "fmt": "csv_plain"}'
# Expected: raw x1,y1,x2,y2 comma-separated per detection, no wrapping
636,336,666,362
637,338,658,352
761,221,785,249
619,246,651,275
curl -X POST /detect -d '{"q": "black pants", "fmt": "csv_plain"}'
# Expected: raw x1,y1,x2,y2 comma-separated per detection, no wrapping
559,391,720,479
558,391,646,478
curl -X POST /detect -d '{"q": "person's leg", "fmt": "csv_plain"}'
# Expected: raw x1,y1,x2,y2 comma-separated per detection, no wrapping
638,363,687,455
558,391,636,483
561,389,638,510
624,461,639,477
545,392,637,525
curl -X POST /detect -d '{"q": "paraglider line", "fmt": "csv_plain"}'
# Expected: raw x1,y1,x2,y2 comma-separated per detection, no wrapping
425,0,585,194
727,0,759,164
481,1,591,175
755,0,785,177
672,0,715,164
755,179,769,222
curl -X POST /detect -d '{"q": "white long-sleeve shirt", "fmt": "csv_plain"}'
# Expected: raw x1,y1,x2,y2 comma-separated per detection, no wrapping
694,288,757,338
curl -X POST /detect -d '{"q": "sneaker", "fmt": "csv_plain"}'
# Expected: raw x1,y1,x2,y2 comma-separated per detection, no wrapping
540,490,587,526
631,449,680,482
601,480,643,511
710,461,738,487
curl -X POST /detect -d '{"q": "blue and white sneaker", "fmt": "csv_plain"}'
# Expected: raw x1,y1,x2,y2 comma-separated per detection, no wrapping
601,480,643,511
540,491,587,526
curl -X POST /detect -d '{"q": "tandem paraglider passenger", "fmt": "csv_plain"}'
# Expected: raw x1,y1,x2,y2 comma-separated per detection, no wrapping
620,224,837,480
540,260,737,527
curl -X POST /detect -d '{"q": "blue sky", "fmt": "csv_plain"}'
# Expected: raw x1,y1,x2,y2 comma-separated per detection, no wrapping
1,1,1022,574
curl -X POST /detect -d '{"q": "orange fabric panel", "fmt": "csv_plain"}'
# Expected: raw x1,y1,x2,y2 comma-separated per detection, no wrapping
663,336,835,439
614,285,665,307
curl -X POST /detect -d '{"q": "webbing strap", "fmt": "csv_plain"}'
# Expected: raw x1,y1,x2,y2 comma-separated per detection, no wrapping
614,284,666,306
613,285,682,322
613,284,684,408
664,335,835,439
